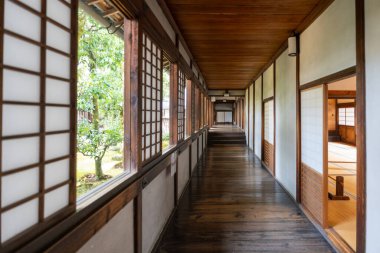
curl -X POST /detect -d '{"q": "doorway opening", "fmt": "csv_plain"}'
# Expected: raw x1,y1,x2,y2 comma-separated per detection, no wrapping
326,76,357,251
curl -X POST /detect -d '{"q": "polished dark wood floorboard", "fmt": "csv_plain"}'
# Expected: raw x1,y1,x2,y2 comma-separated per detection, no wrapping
155,146,334,253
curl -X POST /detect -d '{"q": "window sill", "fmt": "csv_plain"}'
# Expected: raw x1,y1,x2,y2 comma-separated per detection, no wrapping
76,170,137,210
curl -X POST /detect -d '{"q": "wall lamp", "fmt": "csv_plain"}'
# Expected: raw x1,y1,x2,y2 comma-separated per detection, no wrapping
288,34,298,57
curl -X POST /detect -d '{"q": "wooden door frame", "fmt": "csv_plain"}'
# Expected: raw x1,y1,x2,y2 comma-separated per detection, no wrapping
297,66,365,252
261,68,276,176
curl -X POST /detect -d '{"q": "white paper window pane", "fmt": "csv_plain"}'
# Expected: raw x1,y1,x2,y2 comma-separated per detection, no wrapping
3,70,40,102
45,159,69,188
44,184,69,218
2,137,40,171
46,22,71,53
264,101,274,144
1,199,38,243
45,133,70,160
2,105,40,136
45,107,70,132
146,136,151,146
3,35,40,72
301,87,324,174
4,0,41,41
1,168,39,207
47,0,71,28
145,148,150,160
46,50,70,79
46,78,70,104
18,0,41,11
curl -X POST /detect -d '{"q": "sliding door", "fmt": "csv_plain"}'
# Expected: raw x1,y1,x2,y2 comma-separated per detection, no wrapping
263,100,274,174
1,0,76,247
300,85,327,227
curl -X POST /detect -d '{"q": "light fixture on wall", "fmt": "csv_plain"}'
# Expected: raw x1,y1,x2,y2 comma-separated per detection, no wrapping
288,34,298,57
224,90,230,97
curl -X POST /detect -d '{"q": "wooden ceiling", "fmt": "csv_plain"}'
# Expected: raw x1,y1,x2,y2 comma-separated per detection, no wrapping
165,0,322,89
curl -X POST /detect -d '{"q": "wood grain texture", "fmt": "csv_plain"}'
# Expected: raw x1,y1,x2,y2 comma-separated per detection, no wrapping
164,0,322,89
263,140,274,175
301,163,324,226
155,145,333,252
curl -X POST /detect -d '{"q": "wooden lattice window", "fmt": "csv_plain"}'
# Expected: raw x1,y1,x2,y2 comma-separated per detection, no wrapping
141,33,162,163
0,0,75,245
338,107,355,126
177,69,186,141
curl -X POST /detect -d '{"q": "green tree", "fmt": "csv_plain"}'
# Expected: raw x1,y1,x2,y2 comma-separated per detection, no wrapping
77,9,124,179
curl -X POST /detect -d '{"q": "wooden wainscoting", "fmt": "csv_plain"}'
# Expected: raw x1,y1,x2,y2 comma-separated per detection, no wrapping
338,126,356,145
301,163,324,226
263,140,274,175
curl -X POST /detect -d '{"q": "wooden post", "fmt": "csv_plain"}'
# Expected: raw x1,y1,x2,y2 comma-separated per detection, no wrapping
170,64,178,145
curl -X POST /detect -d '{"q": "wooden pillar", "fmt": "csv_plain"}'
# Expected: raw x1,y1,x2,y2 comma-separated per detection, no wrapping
124,19,141,172
186,80,192,136
124,19,142,253
170,64,178,145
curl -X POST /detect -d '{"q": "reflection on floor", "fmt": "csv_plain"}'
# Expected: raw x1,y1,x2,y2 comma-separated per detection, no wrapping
328,142,357,251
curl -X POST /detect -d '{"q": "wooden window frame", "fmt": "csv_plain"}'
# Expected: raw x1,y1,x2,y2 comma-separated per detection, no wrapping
0,0,77,249
177,68,186,142
140,32,163,165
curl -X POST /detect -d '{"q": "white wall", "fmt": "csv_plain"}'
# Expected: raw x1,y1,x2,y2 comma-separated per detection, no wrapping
300,0,356,85
77,201,134,253
177,147,190,199
275,50,297,198
145,0,176,43
198,135,202,159
249,84,254,150
365,0,380,251
142,167,174,253
254,77,262,159
263,64,274,99
191,140,197,173
179,41,191,66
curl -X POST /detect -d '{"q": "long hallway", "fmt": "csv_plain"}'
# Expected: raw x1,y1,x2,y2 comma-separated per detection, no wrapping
155,145,333,252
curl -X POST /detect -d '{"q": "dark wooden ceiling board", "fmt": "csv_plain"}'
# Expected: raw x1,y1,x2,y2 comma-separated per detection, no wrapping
165,0,322,89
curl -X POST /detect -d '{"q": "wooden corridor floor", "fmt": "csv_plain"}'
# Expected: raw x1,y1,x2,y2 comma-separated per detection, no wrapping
155,146,334,253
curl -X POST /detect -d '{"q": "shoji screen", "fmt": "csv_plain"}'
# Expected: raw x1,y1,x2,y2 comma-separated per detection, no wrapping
225,112,232,122
254,79,262,158
300,85,325,225
177,69,186,142
141,33,162,164
216,112,224,123
263,100,274,173
1,0,75,245
264,101,274,144
245,89,249,142
249,84,254,150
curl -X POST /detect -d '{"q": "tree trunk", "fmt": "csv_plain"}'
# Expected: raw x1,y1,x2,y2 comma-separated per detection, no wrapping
95,158,103,179
93,96,103,179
